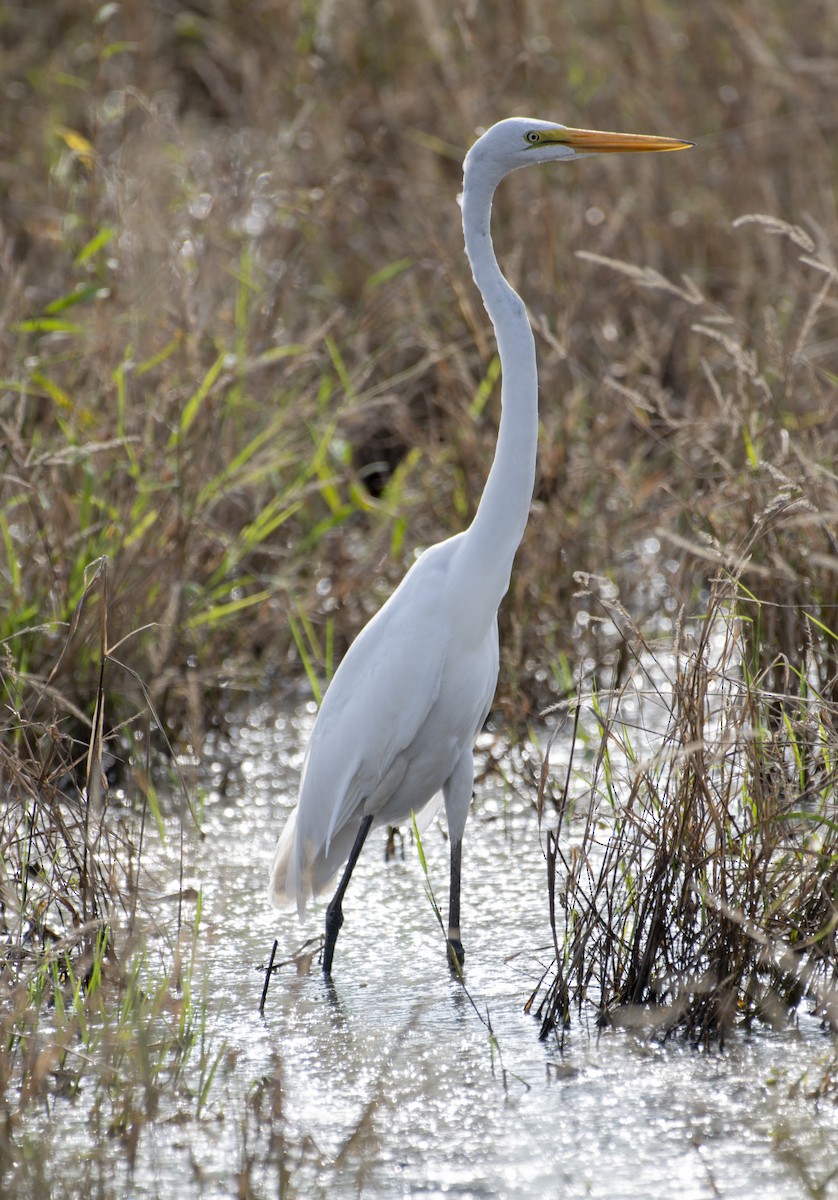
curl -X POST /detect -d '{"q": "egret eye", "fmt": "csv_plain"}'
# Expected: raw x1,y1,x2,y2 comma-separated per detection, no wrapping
525,131,541,144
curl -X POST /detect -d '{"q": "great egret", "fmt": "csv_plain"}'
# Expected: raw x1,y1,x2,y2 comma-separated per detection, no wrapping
269,118,692,974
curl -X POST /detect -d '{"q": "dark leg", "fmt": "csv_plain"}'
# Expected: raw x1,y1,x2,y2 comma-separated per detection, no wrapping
323,813,374,975
447,838,465,971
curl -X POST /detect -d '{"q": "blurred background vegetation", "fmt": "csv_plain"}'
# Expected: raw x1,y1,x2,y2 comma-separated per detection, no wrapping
1,0,836,750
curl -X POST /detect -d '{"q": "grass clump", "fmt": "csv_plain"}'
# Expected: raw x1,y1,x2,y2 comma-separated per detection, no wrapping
0,579,232,1193
532,564,838,1048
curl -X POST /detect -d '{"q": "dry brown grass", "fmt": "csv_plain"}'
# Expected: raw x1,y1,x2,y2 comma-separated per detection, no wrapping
530,567,838,1047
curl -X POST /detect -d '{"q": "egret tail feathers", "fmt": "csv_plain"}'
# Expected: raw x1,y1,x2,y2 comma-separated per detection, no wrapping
267,810,363,918
267,809,306,917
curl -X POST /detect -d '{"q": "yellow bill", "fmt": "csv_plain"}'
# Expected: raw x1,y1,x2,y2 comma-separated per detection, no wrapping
545,126,693,153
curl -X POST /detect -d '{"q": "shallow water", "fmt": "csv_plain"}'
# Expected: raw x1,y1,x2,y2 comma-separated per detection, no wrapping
172,704,838,1199
26,702,838,1198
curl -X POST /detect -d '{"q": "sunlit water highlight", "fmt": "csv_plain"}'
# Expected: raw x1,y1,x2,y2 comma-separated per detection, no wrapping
168,704,837,1199
38,702,838,1198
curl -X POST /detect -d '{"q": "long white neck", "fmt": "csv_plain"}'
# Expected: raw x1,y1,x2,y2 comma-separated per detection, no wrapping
454,157,539,619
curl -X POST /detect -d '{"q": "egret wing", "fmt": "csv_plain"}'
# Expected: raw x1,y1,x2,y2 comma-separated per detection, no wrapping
293,543,456,880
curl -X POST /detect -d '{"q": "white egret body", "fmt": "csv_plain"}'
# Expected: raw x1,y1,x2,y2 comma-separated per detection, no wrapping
269,118,691,973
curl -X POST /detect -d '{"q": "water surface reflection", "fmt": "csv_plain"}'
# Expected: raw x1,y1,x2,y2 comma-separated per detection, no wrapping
179,706,838,1199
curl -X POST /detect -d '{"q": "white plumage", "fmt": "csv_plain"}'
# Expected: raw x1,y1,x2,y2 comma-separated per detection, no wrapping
269,533,497,914
267,117,691,973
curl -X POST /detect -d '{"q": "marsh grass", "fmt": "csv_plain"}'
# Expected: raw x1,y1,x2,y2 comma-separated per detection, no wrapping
1,0,838,1191
0,559,228,1190
531,564,838,1050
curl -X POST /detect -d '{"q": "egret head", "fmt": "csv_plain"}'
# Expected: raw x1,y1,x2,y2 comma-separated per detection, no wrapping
465,117,692,186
